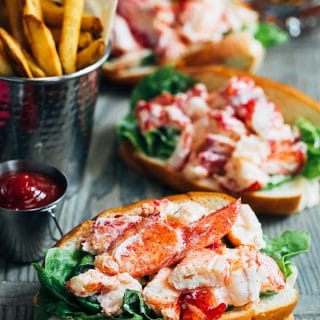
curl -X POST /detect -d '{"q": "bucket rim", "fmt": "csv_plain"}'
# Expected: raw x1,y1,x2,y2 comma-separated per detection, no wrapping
0,41,111,84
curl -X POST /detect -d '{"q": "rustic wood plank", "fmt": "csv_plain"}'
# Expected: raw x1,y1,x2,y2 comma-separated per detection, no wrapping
0,281,38,305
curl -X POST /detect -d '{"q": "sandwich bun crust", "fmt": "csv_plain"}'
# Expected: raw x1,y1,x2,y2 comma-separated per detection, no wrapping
118,65,320,215
102,65,158,86
103,35,264,85
45,192,298,319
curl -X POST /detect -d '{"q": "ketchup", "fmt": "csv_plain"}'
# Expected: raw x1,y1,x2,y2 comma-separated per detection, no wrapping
0,171,63,210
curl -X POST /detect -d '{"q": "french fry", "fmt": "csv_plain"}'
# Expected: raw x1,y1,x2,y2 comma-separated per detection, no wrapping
76,38,105,71
5,0,25,45
41,0,103,36
23,0,43,49
50,27,93,50
78,32,94,50
22,48,46,77
0,39,14,76
59,0,84,74
23,14,62,76
0,27,32,77
23,0,42,19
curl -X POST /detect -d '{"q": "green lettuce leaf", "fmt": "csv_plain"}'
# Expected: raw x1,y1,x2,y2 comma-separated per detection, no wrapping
34,289,163,320
44,248,83,282
33,263,80,309
34,249,163,320
254,22,289,47
140,53,157,67
262,174,294,191
118,67,194,160
296,117,320,179
117,114,180,159
262,230,311,278
72,253,95,277
130,65,195,110
34,288,106,320
113,290,162,320
33,248,102,320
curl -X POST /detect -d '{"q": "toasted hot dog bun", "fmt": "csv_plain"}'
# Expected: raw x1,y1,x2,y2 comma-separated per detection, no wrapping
37,192,298,319
103,33,264,85
119,66,320,215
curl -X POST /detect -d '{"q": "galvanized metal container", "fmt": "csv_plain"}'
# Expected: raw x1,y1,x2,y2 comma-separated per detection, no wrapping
0,46,110,194
0,159,68,263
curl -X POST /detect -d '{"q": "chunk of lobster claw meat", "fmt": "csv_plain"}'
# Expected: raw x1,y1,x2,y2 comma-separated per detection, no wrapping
111,199,241,278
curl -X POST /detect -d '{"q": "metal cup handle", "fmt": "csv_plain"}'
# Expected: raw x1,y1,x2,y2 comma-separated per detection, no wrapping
46,206,64,242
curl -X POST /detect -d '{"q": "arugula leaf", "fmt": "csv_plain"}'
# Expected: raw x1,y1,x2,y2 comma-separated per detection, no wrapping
118,67,194,160
296,117,320,179
130,65,195,110
262,230,310,278
254,22,289,47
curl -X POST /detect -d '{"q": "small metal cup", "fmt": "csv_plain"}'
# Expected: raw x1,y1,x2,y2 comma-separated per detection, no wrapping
0,159,68,263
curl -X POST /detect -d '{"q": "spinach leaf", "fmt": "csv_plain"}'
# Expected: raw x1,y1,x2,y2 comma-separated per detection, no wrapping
130,65,195,110
118,67,194,160
296,117,320,179
254,22,289,47
261,230,310,278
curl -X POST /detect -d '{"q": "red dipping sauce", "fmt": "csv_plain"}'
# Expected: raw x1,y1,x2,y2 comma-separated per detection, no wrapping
0,171,64,210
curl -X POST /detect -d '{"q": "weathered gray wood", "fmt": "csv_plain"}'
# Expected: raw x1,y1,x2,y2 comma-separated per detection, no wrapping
0,30,319,319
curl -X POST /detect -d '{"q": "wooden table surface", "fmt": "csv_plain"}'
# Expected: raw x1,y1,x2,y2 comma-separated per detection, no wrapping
1,31,320,320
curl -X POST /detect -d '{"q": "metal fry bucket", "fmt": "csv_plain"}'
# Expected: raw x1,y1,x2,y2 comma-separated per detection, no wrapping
0,46,110,194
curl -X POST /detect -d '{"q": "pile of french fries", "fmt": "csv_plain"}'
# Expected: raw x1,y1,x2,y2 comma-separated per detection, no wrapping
0,0,106,78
